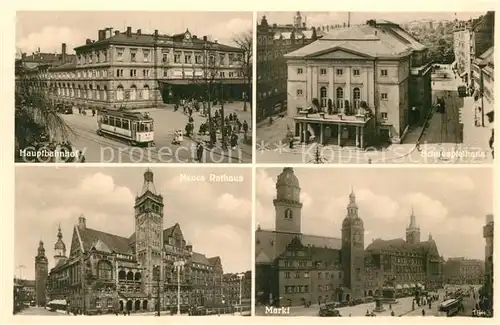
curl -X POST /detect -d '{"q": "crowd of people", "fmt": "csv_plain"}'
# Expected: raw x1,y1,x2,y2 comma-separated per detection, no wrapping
173,98,249,162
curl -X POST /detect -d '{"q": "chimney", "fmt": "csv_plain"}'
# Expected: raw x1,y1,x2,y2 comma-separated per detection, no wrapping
126,26,132,37
21,53,26,59
86,38,92,44
154,29,158,37
98,29,105,41
137,29,141,35
61,43,67,63
214,40,218,44
203,36,207,41
78,214,86,230
114,30,120,36
186,244,192,252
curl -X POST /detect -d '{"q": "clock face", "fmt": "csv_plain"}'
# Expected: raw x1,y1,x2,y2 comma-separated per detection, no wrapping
185,33,191,40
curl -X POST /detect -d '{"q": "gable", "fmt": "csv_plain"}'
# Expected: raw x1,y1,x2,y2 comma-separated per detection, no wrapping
307,48,373,60
255,250,272,264
171,223,185,242
93,239,112,253
69,227,83,258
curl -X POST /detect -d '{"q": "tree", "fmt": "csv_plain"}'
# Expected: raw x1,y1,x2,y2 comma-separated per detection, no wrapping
190,41,224,146
233,30,252,114
15,57,73,160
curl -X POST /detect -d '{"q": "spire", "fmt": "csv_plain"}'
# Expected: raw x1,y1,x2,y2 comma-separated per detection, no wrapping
37,240,45,257
428,233,433,241
57,223,62,240
141,168,157,195
349,187,356,202
409,207,418,229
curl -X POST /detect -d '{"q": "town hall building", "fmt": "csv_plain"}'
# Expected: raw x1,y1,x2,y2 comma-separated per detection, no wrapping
255,168,443,307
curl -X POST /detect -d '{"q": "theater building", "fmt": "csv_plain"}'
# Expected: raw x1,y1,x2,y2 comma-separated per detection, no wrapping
285,20,432,146
45,169,231,314
18,27,246,110
255,168,443,307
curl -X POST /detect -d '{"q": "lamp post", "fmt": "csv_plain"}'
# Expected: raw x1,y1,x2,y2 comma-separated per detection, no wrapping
237,273,245,306
153,265,161,316
173,260,185,315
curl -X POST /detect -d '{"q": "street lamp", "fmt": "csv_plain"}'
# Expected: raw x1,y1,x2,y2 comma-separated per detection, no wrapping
153,265,161,316
173,260,185,315
237,273,245,306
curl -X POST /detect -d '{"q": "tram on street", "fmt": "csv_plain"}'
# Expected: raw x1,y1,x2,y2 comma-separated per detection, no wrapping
438,298,462,317
96,109,155,147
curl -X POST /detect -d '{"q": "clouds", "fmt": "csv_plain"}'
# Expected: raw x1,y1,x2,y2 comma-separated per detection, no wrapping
16,26,85,54
15,167,251,280
256,168,492,260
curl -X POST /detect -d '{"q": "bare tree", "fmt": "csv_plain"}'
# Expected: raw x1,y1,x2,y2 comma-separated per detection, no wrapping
233,30,252,115
15,57,73,160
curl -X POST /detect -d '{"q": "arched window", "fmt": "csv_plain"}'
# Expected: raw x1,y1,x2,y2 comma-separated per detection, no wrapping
130,85,137,101
284,208,293,219
97,85,101,100
98,260,113,280
116,85,124,101
118,270,126,280
353,87,361,110
336,87,344,109
77,85,82,98
143,85,150,100
135,272,141,281
103,86,108,101
126,271,134,280
320,87,327,108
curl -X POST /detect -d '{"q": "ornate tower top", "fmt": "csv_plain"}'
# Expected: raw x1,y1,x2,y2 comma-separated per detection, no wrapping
140,168,157,195
276,167,300,188
407,206,419,229
37,240,46,257
343,189,363,228
406,207,421,244
54,224,66,256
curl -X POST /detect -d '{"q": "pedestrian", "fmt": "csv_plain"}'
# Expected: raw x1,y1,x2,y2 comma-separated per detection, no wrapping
422,309,425,316
196,142,204,162
391,310,395,316
78,151,85,163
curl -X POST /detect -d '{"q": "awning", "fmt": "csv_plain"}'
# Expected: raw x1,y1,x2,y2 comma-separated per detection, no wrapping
48,299,67,305
410,284,416,288
417,283,423,287
396,284,403,290
403,284,410,289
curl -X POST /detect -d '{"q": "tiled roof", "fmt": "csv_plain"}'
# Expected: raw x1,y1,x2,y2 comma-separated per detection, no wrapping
255,229,341,262
285,23,424,59
191,251,210,265
208,256,221,266
477,47,494,67
51,62,77,71
78,227,133,255
75,32,241,52
365,238,439,256
163,224,177,237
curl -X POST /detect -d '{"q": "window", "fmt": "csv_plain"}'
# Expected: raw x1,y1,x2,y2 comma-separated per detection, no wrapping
143,69,150,77
95,298,101,308
143,85,150,100
285,209,292,219
130,69,137,77
297,68,303,74
229,72,234,78
304,271,310,278
185,55,192,64
336,69,343,76
381,93,388,100
295,272,300,279
162,53,169,63
296,89,303,96
195,54,202,64
353,69,360,76
336,87,344,109
381,69,388,76
284,272,290,279
143,50,150,62
131,51,137,62
174,53,181,63
320,86,327,107
381,112,388,119
353,87,361,110
116,49,124,61
116,69,123,77
130,85,137,101
320,68,327,75
116,85,124,101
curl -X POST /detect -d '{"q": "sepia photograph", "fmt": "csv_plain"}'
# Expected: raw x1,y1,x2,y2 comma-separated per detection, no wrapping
15,11,253,164
255,167,493,317
14,167,252,316
256,11,494,164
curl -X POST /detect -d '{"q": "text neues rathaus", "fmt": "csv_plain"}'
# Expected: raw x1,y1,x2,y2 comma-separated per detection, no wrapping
34,169,249,314
255,168,443,306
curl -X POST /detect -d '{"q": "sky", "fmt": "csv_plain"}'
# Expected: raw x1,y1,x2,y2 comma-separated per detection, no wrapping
15,11,252,54
256,167,493,260
258,11,485,28
14,166,252,280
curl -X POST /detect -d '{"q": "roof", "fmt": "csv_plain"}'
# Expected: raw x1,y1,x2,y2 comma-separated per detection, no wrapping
191,251,210,265
277,237,341,264
15,279,36,287
255,229,341,263
477,46,494,66
78,227,133,255
75,30,241,53
285,23,425,59
366,238,440,256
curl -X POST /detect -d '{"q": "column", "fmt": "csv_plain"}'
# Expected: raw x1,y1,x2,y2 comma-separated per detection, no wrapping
355,126,360,147
299,123,303,143
345,67,352,110
320,124,324,144
312,67,319,99
306,66,313,102
360,127,364,148
329,67,335,101
365,67,370,105
337,124,341,146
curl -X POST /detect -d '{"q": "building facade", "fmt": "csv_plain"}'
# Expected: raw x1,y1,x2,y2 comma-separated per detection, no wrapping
13,279,36,302
222,271,252,305
285,19,432,146
483,214,493,305
46,169,237,314
472,47,494,127
443,257,484,285
16,27,246,110
255,168,442,307
257,12,318,122
34,240,49,306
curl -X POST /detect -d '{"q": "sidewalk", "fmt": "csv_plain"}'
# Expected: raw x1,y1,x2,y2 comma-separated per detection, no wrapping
462,96,492,159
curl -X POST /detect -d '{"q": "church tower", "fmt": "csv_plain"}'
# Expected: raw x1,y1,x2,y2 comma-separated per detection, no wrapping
135,168,164,299
293,11,303,29
341,189,365,301
53,225,67,265
406,207,421,244
34,240,48,307
274,167,302,234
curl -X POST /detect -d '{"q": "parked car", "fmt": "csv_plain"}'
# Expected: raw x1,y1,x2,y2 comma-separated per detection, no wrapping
319,306,341,317
56,103,73,114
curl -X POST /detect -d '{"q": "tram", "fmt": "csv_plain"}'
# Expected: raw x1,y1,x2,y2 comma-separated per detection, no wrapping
96,109,155,147
438,298,462,317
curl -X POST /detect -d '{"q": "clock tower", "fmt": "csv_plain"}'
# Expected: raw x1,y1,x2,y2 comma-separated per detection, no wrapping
341,189,365,301
34,240,48,307
135,168,164,299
